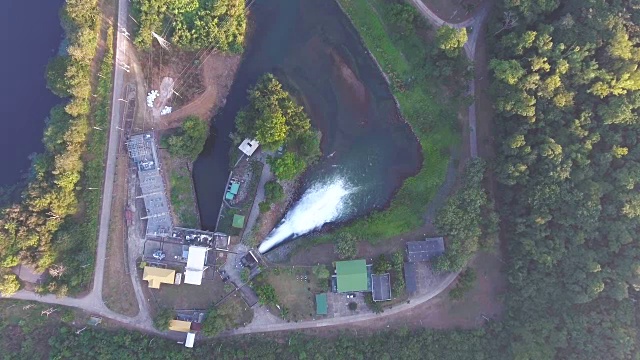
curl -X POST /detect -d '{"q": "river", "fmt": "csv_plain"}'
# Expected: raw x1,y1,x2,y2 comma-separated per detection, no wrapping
192,0,421,237
0,0,65,187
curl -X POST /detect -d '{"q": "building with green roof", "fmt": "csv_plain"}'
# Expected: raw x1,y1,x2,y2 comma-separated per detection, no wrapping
232,214,245,228
315,293,327,315
335,259,369,293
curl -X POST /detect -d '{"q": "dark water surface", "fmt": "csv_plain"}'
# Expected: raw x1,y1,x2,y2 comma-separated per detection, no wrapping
193,0,421,230
0,0,65,186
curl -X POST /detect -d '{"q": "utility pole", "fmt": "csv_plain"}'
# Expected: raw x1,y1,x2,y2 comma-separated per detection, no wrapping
152,32,171,50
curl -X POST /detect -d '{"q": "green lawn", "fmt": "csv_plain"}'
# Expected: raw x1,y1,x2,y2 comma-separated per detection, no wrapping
259,267,324,321
169,167,199,228
330,0,460,242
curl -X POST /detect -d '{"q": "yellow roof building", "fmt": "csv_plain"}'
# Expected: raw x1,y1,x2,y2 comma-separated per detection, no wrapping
142,266,176,289
169,320,192,333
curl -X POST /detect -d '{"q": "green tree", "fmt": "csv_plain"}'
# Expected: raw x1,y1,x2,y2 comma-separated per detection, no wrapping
153,308,173,331
164,116,209,160
268,152,306,181
46,56,71,97
436,26,467,57
201,308,225,337
255,283,278,305
0,274,20,296
334,233,358,260
264,180,284,203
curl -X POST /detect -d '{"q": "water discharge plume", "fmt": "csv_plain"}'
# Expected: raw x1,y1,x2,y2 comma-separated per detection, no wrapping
258,177,353,253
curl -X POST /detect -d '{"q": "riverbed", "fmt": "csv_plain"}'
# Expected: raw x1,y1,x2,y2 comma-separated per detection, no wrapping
192,0,421,237
0,0,65,187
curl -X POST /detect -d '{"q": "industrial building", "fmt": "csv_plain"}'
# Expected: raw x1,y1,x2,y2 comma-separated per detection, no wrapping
126,133,172,237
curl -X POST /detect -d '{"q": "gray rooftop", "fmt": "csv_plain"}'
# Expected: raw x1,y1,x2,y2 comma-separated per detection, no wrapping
406,237,445,262
404,262,417,294
127,133,172,237
371,273,392,302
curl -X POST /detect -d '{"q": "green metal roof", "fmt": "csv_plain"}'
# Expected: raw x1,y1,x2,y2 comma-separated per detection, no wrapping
229,182,240,195
315,293,327,315
225,192,235,200
336,259,368,292
232,214,245,228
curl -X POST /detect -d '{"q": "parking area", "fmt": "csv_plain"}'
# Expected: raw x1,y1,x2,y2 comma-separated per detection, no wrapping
326,292,371,317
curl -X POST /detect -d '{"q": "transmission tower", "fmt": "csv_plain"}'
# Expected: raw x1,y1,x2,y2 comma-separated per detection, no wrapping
152,32,171,50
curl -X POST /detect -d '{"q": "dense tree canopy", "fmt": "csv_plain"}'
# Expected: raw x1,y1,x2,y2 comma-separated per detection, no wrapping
267,153,306,181
0,0,104,295
132,0,246,51
235,74,313,152
490,0,640,358
435,26,467,57
163,116,209,160
433,159,494,272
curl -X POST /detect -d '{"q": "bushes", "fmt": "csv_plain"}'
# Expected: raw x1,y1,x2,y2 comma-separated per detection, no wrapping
132,0,246,51
449,268,476,300
433,159,490,272
264,180,284,203
255,283,278,305
334,233,358,260
268,153,306,181
0,274,20,296
153,308,173,331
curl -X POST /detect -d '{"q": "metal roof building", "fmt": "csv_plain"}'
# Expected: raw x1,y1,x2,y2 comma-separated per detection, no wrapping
142,266,175,289
184,246,209,285
316,293,328,315
371,273,392,302
238,138,259,156
404,262,418,294
168,320,192,333
406,237,445,262
335,260,369,293
127,133,172,237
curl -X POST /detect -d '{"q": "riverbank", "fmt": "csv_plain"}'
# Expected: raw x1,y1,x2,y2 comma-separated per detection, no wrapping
318,0,461,242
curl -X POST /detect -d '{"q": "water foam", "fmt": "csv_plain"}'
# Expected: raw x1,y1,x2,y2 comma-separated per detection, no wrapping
258,177,352,253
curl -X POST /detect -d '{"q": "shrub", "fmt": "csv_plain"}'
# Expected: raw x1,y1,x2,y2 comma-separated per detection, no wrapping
334,234,358,260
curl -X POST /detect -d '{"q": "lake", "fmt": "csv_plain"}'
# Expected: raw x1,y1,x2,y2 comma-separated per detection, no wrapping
192,0,421,234
0,0,65,186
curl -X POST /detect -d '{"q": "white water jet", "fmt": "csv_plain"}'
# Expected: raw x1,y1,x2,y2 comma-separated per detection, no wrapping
258,177,353,253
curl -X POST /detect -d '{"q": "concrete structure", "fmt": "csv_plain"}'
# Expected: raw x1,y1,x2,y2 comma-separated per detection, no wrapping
334,260,369,293
406,237,445,262
316,293,328,315
142,267,175,289
127,133,172,237
238,138,259,156
168,319,192,333
184,246,209,285
371,273,392,302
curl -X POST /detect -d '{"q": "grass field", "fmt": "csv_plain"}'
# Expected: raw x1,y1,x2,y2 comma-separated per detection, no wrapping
262,267,323,321
327,0,459,242
169,165,199,228
150,275,227,310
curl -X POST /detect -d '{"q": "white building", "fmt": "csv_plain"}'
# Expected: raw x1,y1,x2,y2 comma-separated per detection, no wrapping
238,138,259,156
185,332,196,348
184,246,209,285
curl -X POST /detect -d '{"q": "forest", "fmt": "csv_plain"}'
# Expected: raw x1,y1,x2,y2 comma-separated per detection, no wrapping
0,0,107,295
131,0,246,51
489,0,640,358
